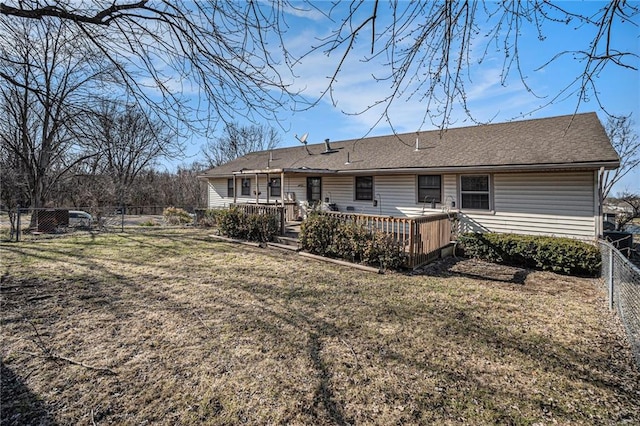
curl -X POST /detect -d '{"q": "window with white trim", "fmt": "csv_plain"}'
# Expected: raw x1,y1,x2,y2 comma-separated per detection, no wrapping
460,175,490,210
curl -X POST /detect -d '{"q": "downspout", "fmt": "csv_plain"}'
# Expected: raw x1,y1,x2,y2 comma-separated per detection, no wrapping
596,167,604,238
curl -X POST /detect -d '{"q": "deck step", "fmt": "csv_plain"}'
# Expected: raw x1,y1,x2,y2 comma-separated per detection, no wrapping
268,241,300,252
274,236,299,248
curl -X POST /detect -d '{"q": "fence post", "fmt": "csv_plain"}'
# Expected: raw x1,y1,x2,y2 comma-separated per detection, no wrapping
16,207,21,242
608,245,614,311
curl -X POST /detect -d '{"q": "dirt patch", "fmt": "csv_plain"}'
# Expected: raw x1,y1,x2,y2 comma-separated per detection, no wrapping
415,256,532,284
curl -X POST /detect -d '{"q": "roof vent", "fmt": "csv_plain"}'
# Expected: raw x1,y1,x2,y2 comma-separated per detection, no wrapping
322,138,338,154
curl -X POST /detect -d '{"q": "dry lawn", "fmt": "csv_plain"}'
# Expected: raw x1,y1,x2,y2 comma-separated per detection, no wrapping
1,229,639,425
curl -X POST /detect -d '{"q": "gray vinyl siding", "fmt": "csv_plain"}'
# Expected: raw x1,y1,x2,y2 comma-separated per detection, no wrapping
208,170,597,239
207,176,276,208
458,171,596,239
207,179,229,208
323,175,415,216
282,175,307,203
443,174,457,208
373,175,421,216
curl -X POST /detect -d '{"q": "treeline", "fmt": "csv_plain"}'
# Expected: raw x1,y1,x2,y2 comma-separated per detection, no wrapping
4,162,207,212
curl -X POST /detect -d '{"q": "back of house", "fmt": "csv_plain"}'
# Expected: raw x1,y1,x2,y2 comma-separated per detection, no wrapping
199,112,619,240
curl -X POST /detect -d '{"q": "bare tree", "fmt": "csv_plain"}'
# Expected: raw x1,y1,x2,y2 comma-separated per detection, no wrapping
305,1,638,130
0,1,298,131
88,101,182,206
600,115,640,200
612,192,640,231
1,1,636,132
202,123,280,167
0,16,113,209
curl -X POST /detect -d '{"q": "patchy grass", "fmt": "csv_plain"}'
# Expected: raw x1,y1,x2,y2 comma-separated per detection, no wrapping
1,229,639,425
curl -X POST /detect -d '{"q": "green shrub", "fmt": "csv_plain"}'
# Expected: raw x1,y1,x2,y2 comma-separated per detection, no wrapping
163,207,192,225
198,209,225,227
217,207,246,238
363,231,407,270
245,214,279,242
299,213,341,256
330,221,371,262
300,213,407,270
217,207,279,242
457,232,601,276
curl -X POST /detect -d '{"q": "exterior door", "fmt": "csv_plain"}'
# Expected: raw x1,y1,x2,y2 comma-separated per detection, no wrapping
306,177,321,204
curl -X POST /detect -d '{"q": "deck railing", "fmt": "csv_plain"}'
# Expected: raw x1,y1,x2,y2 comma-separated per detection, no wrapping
229,204,455,268
323,211,456,269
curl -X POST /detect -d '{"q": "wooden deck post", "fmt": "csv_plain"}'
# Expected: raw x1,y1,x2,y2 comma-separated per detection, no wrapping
408,219,415,269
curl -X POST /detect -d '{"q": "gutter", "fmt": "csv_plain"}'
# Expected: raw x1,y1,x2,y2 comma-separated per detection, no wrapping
332,161,620,175
198,161,619,179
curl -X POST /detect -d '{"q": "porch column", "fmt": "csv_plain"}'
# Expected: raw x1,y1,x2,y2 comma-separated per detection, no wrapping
233,175,237,205
266,174,270,204
280,171,285,208
255,173,259,204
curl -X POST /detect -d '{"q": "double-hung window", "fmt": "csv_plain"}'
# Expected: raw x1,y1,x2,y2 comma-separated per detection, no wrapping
269,177,281,198
355,176,373,201
241,178,251,196
460,175,490,210
418,175,441,203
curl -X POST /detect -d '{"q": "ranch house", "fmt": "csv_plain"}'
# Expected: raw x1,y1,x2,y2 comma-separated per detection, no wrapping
199,112,619,242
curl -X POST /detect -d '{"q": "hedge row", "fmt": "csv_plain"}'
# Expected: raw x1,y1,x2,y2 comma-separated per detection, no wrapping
216,207,279,242
299,213,406,270
456,232,601,276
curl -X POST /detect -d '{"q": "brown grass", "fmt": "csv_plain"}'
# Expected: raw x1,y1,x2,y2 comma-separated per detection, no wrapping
1,229,639,425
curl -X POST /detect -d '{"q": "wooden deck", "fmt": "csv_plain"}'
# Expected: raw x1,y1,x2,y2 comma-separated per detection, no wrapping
229,203,456,269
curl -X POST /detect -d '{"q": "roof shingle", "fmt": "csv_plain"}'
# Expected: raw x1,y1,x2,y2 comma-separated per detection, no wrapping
201,112,619,177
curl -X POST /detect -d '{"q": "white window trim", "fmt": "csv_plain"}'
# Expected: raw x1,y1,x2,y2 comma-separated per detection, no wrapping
459,174,493,212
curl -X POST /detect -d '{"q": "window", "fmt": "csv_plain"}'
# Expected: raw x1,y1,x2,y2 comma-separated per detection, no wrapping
241,178,251,196
418,175,441,203
269,177,281,198
355,176,373,201
460,175,490,210
227,179,234,197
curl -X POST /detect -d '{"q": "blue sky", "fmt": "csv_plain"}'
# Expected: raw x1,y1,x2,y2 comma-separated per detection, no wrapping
178,1,639,195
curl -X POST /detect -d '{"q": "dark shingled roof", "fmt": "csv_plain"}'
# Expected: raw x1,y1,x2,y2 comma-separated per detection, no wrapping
201,112,619,177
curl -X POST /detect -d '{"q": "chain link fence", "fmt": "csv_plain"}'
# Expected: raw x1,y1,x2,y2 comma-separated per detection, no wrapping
600,239,640,369
1,206,200,241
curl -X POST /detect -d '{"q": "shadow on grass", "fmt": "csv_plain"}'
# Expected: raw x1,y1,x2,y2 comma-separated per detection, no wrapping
1,360,57,426
308,332,353,426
